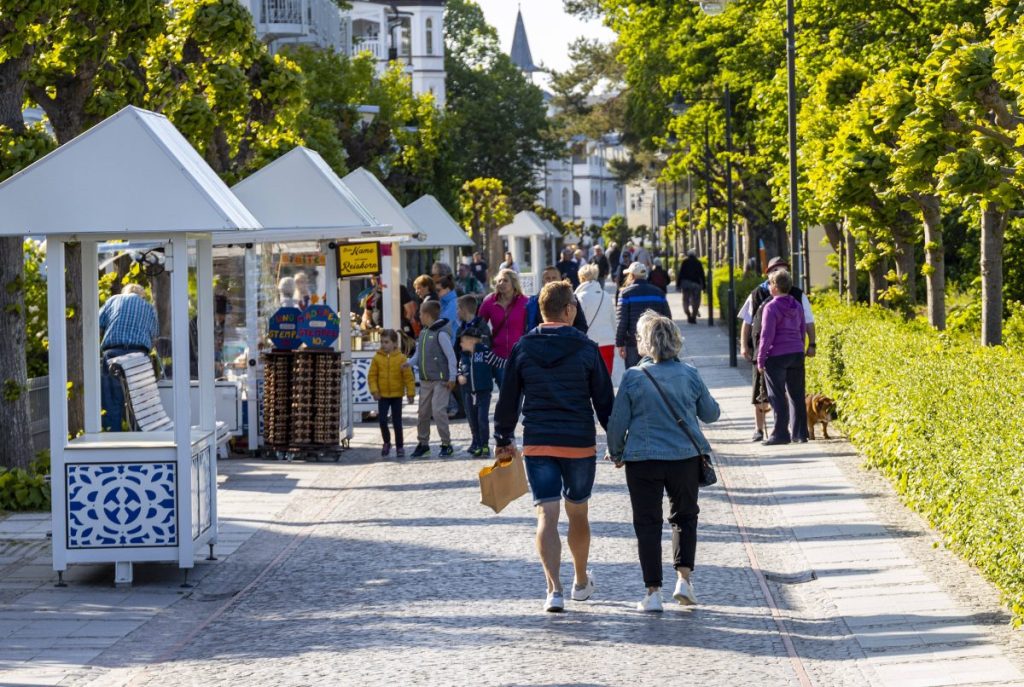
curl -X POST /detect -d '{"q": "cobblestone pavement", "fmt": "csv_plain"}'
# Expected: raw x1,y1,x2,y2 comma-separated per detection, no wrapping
3,308,1024,686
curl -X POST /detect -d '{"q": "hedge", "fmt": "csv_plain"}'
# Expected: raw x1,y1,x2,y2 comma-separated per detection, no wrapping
713,267,763,323
806,295,1024,625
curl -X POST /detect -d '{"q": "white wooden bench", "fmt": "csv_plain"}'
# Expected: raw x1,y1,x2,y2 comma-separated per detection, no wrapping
108,352,228,450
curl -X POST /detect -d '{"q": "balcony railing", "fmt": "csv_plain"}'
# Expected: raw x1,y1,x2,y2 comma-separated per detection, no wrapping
260,0,304,25
352,37,385,60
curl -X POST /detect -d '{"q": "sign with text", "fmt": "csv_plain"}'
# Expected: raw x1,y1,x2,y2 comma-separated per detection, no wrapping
268,307,303,350
298,304,341,349
336,241,382,278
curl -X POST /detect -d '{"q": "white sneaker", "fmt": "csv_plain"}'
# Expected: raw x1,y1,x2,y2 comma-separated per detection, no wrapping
544,591,565,613
673,577,697,606
637,590,663,612
570,570,595,601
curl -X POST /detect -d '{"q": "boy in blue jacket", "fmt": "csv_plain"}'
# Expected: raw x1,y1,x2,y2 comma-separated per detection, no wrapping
457,325,505,457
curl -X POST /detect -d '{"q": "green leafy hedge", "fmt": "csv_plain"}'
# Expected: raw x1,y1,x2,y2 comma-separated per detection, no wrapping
0,453,51,512
712,267,763,323
806,295,1024,624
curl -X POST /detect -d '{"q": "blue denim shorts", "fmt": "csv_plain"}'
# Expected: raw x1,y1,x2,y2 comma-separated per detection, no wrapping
524,455,597,505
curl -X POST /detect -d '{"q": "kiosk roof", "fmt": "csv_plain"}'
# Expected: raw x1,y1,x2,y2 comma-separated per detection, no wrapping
404,195,473,248
0,106,259,237
498,211,560,239
341,167,419,235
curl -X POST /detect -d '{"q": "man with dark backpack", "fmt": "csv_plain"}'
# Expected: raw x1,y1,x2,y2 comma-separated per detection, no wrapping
738,257,816,442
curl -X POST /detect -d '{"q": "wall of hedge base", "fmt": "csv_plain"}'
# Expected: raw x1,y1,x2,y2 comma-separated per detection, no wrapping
806,295,1024,624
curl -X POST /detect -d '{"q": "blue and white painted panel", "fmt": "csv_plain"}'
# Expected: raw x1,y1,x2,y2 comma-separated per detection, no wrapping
66,462,178,549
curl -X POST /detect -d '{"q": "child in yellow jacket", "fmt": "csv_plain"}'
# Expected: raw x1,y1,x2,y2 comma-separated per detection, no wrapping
368,329,416,457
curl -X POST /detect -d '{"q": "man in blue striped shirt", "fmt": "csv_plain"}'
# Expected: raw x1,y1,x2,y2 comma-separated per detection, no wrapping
99,284,159,431
615,262,672,368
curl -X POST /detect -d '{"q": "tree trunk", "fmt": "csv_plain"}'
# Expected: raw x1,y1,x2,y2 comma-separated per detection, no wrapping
918,194,945,330
486,223,503,283
845,231,858,304
0,238,34,468
65,242,85,436
892,234,917,304
0,52,35,468
821,220,843,253
981,206,1006,346
868,259,886,306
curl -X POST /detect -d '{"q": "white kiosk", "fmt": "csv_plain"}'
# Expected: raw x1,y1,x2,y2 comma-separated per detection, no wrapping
217,146,393,452
340,168,421,415
403,194,475,278
498,211,562,295
0,106,261,585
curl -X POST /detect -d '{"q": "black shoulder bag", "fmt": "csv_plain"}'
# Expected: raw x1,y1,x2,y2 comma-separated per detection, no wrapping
640,367,718,488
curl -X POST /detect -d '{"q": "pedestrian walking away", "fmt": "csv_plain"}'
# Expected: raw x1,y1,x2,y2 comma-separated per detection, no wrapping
675,250,706,324
575,264,616,375
606,311,721,612
738,256,815,442
615,262,672,369
98,283,159,431
494,281,615,613
411,300,457,458
368,329,416,458
756,269,809,445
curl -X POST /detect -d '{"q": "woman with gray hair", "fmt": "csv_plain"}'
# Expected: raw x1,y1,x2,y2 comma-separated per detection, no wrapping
606,311,720,612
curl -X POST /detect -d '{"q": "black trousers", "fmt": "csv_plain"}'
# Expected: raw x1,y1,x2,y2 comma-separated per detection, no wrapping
624,344,641,369
377,397,404,447
763,352,808,442
625,459,701,588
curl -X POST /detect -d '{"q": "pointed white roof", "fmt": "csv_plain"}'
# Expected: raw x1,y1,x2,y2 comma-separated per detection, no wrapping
341,167,419,235
498,211,560,238
223,146,389,243
404,195,473,249
0,106,259,236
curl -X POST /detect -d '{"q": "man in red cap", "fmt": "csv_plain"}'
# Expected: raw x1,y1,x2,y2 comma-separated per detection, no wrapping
737,257,816,442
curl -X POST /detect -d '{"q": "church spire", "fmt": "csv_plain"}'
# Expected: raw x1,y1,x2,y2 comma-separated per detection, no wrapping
510,7,539,73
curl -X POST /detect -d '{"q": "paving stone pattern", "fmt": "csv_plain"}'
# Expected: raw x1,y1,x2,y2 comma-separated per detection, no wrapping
1,302,1023,686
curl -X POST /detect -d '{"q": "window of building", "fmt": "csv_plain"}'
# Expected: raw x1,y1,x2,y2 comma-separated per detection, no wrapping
561,188,569,214
573,190,581,207
601,190,607,207
426,18,434,55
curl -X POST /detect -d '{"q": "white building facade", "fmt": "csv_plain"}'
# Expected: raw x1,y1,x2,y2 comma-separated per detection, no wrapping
240,0,446,106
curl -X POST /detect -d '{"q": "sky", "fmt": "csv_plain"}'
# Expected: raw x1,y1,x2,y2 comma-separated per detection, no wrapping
471,0,617,75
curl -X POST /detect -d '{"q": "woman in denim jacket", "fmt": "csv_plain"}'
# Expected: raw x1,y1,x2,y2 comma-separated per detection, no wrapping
607,311,720,612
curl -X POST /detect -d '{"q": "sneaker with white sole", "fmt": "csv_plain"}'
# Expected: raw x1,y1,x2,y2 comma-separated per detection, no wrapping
673,577,697,606
544,591,565,613
570,570,595,601
637,590,663,612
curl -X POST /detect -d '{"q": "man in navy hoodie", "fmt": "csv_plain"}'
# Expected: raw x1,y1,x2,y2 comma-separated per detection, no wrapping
494,281,615,613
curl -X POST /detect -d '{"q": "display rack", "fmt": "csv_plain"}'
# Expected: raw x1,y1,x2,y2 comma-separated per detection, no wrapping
261,349,343,459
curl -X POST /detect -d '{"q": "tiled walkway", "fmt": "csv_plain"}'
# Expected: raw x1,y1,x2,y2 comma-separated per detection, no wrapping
1,304,1022,686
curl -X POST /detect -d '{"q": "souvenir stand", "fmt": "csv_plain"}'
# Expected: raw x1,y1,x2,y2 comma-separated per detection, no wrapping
340,168,422,415
497,211,562,295
0,106,261,585
403,194,474,282
217,147,392,455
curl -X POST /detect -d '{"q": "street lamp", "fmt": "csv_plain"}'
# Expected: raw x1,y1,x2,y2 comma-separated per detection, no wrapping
691,0,804,290
669,90,737,365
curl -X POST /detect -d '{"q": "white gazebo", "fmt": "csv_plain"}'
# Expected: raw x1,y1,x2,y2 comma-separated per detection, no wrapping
0,106,261,585
498,211,562,295
221,146,393,450
403,194,474,278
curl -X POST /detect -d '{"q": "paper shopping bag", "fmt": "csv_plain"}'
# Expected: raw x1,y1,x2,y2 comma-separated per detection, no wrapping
478,448,529,514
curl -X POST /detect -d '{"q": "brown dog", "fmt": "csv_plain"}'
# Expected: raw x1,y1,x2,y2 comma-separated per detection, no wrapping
805,393,836,439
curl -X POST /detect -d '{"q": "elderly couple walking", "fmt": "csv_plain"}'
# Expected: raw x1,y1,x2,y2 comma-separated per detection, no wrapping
494,281,720,613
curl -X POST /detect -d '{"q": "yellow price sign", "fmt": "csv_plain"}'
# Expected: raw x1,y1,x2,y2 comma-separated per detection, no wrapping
336,241,382,278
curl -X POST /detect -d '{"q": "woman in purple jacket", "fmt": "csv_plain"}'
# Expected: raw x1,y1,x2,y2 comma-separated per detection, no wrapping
756,269,809,445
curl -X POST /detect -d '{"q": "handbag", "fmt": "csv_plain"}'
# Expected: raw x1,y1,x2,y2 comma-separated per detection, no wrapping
640,367,718,488
479,447,529,513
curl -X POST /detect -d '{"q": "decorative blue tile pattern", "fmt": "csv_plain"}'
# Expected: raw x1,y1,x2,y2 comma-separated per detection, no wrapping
352,357,374,405
66,462,177,548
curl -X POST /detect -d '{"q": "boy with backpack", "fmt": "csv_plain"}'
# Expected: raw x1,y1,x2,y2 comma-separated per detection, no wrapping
738,256,816,442
411,300,458,458
457,325,506,457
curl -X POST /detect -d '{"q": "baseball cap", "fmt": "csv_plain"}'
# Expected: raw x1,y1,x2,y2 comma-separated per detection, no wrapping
765,256,789,274
626,262,649,279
